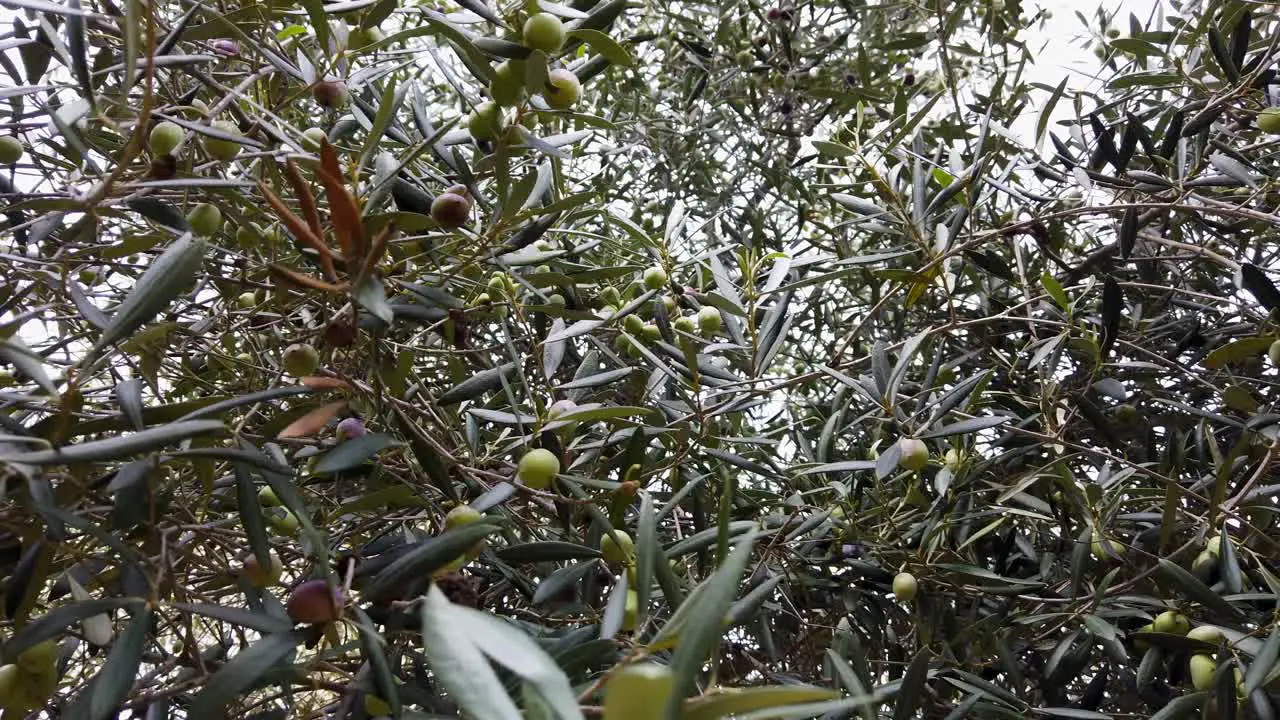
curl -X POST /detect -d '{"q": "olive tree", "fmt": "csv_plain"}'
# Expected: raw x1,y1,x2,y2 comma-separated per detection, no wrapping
1,0,1279,718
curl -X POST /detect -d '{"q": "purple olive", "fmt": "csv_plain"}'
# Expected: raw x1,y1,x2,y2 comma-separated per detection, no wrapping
212,39,239,56
286,579,345,624
336,417,367,441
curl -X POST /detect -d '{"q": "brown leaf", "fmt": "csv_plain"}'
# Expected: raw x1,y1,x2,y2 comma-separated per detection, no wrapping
284,159,325,245
268,263,349,293
277,401,347,439
300,376,350,390
360,222,396,282
318,138,365,263
259,182,338,281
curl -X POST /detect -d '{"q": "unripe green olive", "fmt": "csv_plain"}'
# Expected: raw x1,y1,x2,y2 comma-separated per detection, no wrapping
543,68,582,110
467,101,503,140
673,316,696,334
1132,623,1154,651
0,136,24,164
1153,610,1190,635
187,203,222,236
517,448,559,489
300,127,327,152
273,509,300,534
1268,339,1280,367
235,224,260,247
258,485,281,506
0,664,19,705
548,399,577,419
149,121,183,156
892,572,918,602
642,266,668,290
522,13,565,53
623,314,646,335
1191,549,1216,578
696,306,722,335
603,664,673,720
1189,653,1216,691
445,504,483,530
897,437,929,471
282,343,320,377
17,640,58,674
1187,625,1223,645
203,120,242,162
602,530,635,564
1091,531,1124,561
490,60,525,106
1259,108,1280,134
348,26,384,51
365,692,392,717
236,292,257,309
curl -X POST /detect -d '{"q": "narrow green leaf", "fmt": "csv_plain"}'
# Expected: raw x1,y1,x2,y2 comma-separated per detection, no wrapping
1244,625,1280,694
495,542,602,564
313,433,402,474
0,336,57,395
91,233,205,359
437,362,518,405
366,523,500,599
82,606,151,720
1156,559,1246,622
420,586,523,720
682,686,841,720
171,603,293,634
892,648,931,720
0,420,225,465
1041,272,1070,310
664,529,758,719
233,464,273,580
2,598,142,662
188,632,304,720
568,29,633,66
352,607,401,718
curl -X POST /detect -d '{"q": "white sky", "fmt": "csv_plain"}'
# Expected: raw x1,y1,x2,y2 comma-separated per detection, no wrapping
1027,0,1166,98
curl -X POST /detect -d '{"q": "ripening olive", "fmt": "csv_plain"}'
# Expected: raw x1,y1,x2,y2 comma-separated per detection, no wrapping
313,79,349,109
897,437,929,471
242,550,282,587
430,191,472,227
286,579,345,624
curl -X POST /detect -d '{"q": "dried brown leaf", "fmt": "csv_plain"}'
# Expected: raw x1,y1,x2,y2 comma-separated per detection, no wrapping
277,401,347,439
299,376,350,390
284,159,325,244
318,138,365,263
259,182,338,281
268,263,349,293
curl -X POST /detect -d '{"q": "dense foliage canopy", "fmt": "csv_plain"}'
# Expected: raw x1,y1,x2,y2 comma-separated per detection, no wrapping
1,0,1280,718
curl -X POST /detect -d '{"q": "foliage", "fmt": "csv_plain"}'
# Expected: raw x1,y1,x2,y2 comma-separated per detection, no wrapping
1,0,1280,718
